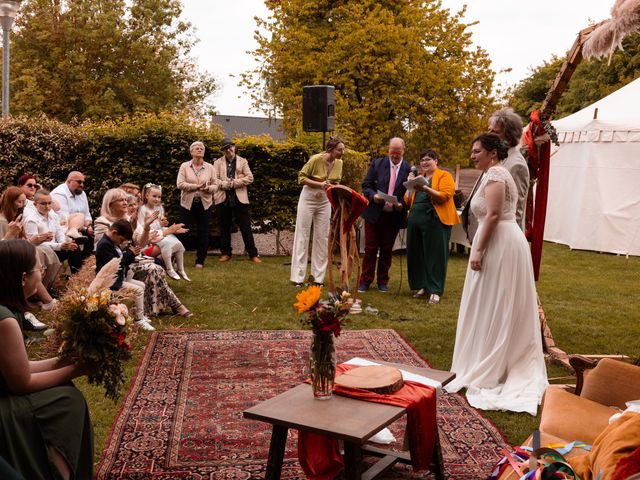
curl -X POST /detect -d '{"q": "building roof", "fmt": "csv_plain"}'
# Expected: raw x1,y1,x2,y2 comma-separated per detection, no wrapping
213,115,286,142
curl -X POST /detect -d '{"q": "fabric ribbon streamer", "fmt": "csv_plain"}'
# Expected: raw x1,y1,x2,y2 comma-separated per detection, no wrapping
326,186,368,292
487,442,590,480
297,363,437,479
523,109,551,281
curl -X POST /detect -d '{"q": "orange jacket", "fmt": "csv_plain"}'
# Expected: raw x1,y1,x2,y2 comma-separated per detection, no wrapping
404,168,460,226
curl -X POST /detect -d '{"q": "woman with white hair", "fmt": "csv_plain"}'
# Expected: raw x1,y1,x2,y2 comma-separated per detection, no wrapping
176,141,216,268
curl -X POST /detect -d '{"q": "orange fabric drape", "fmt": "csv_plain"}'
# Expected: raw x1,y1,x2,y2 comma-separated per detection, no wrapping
523,110,551,281
298,364,437,479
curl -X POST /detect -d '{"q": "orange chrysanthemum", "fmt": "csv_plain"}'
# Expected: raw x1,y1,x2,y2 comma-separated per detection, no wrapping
294,285,322,313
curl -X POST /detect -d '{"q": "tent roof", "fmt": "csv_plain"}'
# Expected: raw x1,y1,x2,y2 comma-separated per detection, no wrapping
552,77,640,135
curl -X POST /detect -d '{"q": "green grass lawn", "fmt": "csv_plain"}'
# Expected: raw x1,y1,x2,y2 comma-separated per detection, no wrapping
56,241,640,466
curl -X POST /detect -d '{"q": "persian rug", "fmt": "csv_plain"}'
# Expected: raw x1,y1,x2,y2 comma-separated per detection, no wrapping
96,330,509,479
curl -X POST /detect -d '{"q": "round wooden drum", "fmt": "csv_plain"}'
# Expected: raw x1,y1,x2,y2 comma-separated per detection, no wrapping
335,365,404,394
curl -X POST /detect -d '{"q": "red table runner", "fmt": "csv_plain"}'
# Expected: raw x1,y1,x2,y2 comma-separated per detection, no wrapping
297,364,437,479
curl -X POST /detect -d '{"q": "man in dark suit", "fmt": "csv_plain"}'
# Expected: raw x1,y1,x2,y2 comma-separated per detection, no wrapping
358,137,412,292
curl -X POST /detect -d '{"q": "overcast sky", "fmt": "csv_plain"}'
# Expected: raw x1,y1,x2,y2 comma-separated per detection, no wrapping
181,1,613,117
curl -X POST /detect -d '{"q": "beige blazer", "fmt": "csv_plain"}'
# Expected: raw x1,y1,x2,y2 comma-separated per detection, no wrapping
176,160,216,210
212,155,254,205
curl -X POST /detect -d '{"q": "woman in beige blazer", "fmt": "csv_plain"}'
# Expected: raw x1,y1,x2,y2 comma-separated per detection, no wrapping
176,141,216,268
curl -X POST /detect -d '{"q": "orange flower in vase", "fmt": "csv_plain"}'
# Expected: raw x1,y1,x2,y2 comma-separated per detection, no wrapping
295,286,352,399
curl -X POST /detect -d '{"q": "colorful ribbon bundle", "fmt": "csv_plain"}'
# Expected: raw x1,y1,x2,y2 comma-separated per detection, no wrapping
487,442,591,480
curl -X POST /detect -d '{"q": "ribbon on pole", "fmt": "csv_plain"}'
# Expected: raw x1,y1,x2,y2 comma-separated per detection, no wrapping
523,110,551,281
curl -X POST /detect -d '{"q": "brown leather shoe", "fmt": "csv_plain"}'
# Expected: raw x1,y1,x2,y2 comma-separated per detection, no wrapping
251,256,262,264
218,255,231,262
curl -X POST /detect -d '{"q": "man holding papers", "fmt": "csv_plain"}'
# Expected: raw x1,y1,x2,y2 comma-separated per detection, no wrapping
358,137,411,292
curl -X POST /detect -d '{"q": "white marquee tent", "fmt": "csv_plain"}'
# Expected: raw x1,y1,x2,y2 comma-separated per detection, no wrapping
545,77,640,256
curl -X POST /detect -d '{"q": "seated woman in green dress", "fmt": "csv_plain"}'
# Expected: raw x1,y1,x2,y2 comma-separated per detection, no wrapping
0,239,93,480
404,150,460,304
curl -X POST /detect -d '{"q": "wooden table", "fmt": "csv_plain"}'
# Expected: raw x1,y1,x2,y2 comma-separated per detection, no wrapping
243,360,455,480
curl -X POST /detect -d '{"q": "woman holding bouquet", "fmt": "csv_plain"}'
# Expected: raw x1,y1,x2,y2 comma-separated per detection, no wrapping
0,239,93,479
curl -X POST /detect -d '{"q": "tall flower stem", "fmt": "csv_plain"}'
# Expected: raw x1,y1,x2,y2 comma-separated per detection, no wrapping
310,331,336,399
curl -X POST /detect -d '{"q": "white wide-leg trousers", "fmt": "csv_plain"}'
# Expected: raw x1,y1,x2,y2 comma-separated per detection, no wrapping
290,185,331,284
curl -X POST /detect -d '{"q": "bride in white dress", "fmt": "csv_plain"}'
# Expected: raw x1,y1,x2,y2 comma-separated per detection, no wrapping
445,133,548,416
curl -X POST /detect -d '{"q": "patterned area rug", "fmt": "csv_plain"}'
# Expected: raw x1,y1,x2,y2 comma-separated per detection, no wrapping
96,330,508,479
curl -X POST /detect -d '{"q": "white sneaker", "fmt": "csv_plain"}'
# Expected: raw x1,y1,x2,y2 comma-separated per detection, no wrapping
177,270,191,282
166,269,181,280
135,319,155,331
41,299,59,311
24,312,47,331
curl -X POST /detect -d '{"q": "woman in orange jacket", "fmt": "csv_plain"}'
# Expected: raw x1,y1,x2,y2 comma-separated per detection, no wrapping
404,150,460,304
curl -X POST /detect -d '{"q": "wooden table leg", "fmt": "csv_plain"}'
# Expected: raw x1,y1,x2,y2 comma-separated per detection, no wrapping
343,441,363,480
265,425,288,480
432,429,445,480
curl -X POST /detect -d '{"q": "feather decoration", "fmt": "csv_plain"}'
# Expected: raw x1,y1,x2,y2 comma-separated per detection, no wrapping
583,0,640,60
88,257,122,294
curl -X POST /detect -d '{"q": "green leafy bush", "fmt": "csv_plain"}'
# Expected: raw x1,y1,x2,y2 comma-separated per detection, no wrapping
0,114,372,238
0,115,88,189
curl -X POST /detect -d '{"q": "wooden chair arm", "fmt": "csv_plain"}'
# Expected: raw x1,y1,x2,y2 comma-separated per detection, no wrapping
569,355,599,396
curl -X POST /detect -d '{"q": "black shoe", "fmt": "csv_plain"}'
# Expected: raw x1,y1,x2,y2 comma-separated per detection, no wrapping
72,235,90,245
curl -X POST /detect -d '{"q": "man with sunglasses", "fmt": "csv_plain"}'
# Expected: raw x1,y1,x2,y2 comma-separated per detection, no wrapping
51,171,93,254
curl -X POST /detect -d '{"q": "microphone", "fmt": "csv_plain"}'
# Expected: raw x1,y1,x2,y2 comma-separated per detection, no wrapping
410,165,418,176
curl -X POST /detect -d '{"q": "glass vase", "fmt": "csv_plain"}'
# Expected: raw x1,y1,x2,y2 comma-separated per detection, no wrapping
309,331,336,400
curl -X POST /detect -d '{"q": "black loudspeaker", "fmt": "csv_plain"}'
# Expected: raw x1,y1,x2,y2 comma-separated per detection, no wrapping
302,85,335,132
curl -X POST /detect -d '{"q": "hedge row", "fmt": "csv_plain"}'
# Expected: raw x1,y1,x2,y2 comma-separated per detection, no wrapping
0,113,370,233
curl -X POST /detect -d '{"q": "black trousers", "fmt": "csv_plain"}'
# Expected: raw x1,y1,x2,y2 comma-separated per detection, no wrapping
179,201,212,265
55,249,83,274
217,202,258,258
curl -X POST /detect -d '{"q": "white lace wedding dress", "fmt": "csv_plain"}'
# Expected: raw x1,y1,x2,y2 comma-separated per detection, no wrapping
445,165,548,415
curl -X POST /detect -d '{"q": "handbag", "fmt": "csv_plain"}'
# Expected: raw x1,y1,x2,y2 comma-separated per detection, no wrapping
453,189,465,209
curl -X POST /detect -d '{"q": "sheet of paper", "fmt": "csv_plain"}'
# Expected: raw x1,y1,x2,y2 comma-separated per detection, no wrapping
376,190,399,205
403,176,428,193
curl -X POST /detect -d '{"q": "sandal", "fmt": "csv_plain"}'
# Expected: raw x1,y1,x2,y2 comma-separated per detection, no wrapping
428,294,440,305
413,289,426,298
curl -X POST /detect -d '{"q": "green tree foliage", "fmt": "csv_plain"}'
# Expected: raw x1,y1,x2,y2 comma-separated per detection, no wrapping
508,33,640,120
10,0,216,122
80,112,222,214
241,0,496,164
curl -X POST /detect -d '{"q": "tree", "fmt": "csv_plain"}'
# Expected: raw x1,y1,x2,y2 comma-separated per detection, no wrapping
241,0,496,163
508,33,640,120
9,0,216,122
